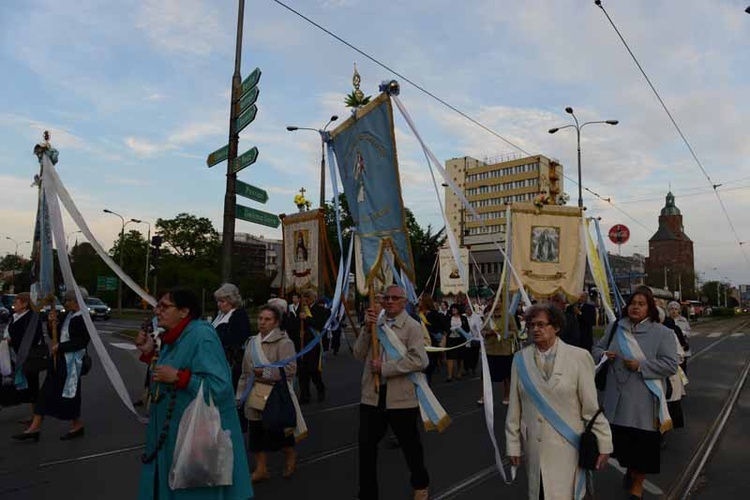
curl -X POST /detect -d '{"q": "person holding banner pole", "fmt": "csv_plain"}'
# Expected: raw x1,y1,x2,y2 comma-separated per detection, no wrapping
506,304,612,499
356,285,430,500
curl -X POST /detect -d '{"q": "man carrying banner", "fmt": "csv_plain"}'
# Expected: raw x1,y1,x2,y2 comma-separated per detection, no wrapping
356,285,430,500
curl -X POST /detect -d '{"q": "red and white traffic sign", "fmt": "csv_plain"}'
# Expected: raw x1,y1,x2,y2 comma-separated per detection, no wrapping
608,224,630,245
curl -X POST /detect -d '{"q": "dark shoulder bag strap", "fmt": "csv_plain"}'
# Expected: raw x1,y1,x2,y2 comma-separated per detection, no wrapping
604,318,620,351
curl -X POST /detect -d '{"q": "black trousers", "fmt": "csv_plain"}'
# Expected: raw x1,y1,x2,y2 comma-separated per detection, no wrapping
358,386,429,499
298,365,325,400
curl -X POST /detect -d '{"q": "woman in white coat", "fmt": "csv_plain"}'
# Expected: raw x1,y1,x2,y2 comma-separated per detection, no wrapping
506,304,612,499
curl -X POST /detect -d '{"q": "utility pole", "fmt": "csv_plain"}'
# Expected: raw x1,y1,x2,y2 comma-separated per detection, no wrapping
221,0,245,282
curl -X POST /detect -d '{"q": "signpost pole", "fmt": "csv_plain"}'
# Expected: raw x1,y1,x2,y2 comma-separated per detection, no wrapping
221,0,245,282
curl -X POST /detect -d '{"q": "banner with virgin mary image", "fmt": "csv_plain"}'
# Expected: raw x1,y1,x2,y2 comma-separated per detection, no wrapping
281,209,324,293
330,91,416,289
508,203,586,299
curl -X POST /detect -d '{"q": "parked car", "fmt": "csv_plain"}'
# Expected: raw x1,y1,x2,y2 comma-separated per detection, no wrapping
0,305,9,322
0,293,16,312
85,297,111,320
40,297,65,320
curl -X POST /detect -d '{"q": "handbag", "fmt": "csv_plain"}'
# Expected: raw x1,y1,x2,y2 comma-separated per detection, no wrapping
25,343,50,373
579,409,603,470
262,368,297,432
80,351,92,376
247,382,273,411
594,319,619,391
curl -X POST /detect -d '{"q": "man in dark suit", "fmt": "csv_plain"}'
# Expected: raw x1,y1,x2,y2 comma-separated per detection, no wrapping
287,290,329,403
548,292,580,348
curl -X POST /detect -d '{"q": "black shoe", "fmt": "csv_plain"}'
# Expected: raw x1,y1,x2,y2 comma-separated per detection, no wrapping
60,427,85,441
12,431,40,442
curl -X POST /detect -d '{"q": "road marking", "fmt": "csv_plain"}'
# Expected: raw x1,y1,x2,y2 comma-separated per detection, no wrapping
432,465,499,500
731,332,743,338
708,332,722,338
308,402,360,415
297,443,358,467
692,335,733,361
38,444,144,468
607,459,664,495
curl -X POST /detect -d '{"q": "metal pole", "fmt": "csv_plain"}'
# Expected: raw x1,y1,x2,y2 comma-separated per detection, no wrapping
319,138,326,207
144,225,150,291
576,126,583,209
717,281,721,307
117,220,124,314
221,0,245,282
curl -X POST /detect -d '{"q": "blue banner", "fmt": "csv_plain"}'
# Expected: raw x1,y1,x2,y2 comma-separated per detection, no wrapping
330,92,415,287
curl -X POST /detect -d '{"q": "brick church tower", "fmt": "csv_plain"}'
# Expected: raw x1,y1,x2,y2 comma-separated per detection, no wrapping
645,192,696,299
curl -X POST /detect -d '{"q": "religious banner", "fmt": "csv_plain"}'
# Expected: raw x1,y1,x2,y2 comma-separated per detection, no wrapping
439,246,469,295
354,234,394,295
330,91,415,289
509,203,585,299
281,209,324,293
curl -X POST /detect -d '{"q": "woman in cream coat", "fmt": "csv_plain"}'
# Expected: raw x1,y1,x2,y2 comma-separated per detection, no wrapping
506,304,612,500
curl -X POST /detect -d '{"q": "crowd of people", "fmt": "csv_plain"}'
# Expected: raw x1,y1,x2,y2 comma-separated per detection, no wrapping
0,281,696,499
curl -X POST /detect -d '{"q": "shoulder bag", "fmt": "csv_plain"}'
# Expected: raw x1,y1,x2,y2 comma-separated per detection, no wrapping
594,318,619,391
262,367,297,432
247,382,273,411
579,409,604,470
80,350,92,376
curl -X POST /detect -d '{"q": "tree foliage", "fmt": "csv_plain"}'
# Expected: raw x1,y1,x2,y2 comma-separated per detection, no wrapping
156,213,220,261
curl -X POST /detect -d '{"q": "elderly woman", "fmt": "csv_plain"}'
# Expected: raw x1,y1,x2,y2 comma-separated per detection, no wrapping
135,289,252,499
506,304,612,499
593,288,678,500
13,289,90,442
1,293,46,418
667,301,691,372
236,306,305,483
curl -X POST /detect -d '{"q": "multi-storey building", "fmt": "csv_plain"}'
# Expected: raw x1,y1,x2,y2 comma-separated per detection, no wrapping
443,154,564,286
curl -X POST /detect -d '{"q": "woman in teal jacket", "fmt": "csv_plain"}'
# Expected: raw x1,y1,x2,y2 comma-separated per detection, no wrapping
135,289,253,499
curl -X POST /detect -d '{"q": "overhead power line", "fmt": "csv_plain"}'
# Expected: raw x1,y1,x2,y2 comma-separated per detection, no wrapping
594,0,749,266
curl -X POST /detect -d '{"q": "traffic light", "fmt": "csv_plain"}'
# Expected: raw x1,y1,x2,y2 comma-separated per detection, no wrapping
149,235,162,277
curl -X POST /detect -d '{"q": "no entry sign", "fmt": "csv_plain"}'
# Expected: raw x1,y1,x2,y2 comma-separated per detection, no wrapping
608,224,630,245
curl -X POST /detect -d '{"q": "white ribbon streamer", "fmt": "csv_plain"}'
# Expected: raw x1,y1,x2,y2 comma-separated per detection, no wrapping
42,155,146,421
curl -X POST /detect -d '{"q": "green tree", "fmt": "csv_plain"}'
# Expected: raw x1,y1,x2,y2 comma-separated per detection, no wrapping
0,254,26,272
71,242,112,301
323,193,355,265
156,213,220,262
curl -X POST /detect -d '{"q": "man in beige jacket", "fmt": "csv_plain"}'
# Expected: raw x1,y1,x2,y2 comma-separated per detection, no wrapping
355,285,430,500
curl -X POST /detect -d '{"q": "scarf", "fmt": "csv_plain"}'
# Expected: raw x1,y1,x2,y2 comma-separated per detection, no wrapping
161,316,192,345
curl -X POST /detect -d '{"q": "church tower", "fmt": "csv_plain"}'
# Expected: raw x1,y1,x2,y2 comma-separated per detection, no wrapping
645,192,696,299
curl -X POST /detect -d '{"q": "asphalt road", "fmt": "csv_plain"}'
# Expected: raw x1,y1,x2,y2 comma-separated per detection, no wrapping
1,316,748,499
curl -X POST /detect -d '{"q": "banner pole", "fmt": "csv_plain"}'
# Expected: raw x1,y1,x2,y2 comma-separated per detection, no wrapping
369,286,380,392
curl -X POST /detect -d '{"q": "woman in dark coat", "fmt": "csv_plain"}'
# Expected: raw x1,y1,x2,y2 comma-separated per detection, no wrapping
13,289,90,442
1,293,46,415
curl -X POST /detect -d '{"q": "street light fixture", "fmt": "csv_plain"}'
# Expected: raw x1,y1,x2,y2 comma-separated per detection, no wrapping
130,218,151,292
5,236,30,257
103,209,136,314
286,115,339,207
548,106,619,209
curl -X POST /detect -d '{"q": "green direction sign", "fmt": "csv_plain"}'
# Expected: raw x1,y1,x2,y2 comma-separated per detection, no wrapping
236,180,268,204
233,146,259,173
236,105,258,134
238,86,259,115
240,67,262,98
96,276,118,291
206,144,229,168
236,204,279,228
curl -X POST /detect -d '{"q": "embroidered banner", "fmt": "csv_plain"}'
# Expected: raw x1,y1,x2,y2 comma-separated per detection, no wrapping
509,203,585,299
281,209,324,293
439,245,469,295
330,92,415,289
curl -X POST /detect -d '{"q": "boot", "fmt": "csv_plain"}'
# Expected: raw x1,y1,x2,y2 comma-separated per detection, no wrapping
251,452,271,483
413,488,429,500
282,447,297,479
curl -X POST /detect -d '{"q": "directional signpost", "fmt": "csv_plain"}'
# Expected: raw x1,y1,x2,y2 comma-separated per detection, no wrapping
236,204,279,228
238,86,259,115
241,67,261,98
236,179,268,203
233,146,258,174
206,144,229,168
236,104,258,134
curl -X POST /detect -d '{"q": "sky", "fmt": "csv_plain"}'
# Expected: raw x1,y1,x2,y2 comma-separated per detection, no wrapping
1,0,749,285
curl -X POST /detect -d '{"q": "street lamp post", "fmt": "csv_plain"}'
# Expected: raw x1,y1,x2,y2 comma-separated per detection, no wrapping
130,219,151,292
548,107,618,209
103,209,136,314
286,115,339,207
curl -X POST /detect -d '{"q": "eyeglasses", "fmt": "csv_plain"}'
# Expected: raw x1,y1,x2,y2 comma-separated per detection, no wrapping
528,321,550,329
156,302,177,311
383,295,404,302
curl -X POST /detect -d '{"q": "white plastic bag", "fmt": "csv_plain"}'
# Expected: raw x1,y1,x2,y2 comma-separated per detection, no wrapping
169,382,234,490
0,341,12,377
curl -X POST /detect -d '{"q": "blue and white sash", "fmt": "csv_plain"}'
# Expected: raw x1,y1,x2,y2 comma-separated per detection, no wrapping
247,333,308,441
60,311,85,399
515,349,587,499
378,322,450,432
616,324,673,433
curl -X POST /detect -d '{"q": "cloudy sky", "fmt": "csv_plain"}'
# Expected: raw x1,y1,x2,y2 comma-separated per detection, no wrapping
1,0,749,284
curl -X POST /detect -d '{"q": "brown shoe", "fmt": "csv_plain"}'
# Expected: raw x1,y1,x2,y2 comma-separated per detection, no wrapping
251,469,271,483
283,448,297,479
413,488,429,500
